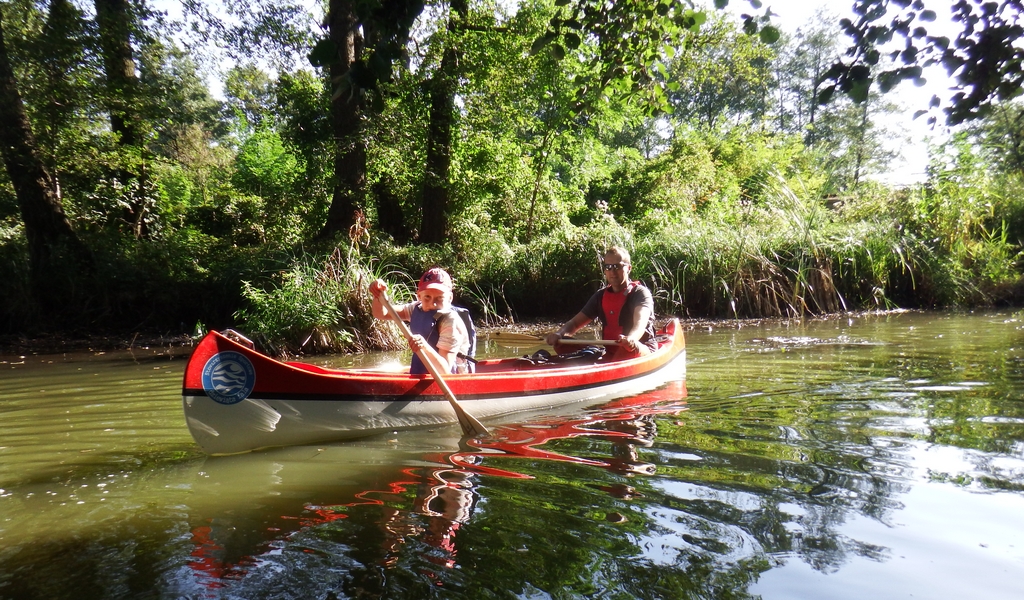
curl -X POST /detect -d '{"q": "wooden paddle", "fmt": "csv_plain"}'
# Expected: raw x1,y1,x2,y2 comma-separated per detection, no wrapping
489,331,625,346
379,294,489,437
488,331,544,342
552,339,624,346
556,334,668,347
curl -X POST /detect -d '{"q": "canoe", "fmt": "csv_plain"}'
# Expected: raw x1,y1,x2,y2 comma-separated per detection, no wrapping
181,319,686,455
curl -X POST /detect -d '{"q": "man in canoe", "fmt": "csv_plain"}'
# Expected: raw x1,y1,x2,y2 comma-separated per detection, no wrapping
545,246,657,361
369,267,473,374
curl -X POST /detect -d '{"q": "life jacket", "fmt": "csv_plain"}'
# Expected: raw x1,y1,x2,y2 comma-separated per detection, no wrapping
600,283,633,339
409,304,441,375
407,304,477,375
448,306,477,359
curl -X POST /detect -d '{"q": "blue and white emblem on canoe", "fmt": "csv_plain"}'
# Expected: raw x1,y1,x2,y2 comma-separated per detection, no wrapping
201,351,256,405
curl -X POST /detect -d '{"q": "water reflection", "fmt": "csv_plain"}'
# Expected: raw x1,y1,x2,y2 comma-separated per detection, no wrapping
182,380,688,590
4,311,1024,599
186,462,479,591
456,380,687,478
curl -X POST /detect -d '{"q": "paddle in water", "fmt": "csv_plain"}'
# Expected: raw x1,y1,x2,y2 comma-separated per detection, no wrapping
379,294,489,438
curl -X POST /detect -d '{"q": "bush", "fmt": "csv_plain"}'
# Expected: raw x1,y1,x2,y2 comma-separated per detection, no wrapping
233,248,406,355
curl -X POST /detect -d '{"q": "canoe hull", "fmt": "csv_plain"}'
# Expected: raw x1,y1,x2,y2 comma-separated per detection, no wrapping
182,320,686,455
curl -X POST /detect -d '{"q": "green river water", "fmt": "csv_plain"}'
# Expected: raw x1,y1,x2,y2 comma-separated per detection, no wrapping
1,310,1022,599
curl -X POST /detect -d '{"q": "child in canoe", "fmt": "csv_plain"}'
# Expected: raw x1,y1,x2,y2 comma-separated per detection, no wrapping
369,267,474,374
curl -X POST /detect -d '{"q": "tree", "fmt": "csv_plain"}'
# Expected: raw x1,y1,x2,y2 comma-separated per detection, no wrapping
828,88,903,189
968,100,1024,177
310,0,425,241
773,9,845,144
0,8,89,301
95,0,154,238
275,69,334,234
666,14,775,130
224,64,276,135
95,0,141,147
419,0,468,245
531,0,780,118
825,0,1024,125
29,0,92,179
315,0,369,241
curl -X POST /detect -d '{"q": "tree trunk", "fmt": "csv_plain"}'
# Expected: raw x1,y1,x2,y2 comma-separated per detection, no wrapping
316,0,367,241
419,48,457,244
95,0,148,237
418,0,467,245
525,130,553,243
94,0,138,146
373,179,412,243
0,12,90,294
852,100,869,187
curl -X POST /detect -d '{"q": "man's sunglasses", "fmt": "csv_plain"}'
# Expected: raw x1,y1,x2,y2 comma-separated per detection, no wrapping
602,263,626,271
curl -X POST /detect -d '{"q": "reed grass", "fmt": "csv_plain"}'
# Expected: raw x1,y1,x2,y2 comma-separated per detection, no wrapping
234,246,406,355
633,176,936,318
212,162,1024,351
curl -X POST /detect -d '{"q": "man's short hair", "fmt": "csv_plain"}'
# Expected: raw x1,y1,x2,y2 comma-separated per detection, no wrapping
605,245,631,265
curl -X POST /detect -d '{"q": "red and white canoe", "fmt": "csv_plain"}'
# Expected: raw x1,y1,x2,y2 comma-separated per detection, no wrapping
182,319,686,454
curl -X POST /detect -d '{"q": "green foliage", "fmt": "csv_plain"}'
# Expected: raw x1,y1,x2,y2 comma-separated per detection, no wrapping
0,223,32,330
667,13,776,129
231,128,307,242
235,125,303,193
141,43,231,152
2,0,1023,343
968,100,1024,177
64,141,162,236
234,248,405,355
831,0,1024,125
275,70,332,178
224,63,275,134
911,135,1023,303
593,126,814,226
531,0,780,118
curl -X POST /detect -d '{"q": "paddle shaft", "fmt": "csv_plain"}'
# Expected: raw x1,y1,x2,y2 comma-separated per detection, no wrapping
489,331,543,341
490,332,624,346
379,295,488,437
553,339,624,346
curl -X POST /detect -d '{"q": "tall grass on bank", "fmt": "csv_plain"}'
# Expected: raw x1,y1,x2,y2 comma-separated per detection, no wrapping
616,180,1019,319
640,220,856,319
233,247,406,355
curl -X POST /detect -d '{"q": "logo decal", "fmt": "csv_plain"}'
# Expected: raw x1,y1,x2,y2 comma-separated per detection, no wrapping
201,351,256,405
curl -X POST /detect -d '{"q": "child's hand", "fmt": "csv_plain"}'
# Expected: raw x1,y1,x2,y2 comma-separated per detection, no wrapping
369,279,387,298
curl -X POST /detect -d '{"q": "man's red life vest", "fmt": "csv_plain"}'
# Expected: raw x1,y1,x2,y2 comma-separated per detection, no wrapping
600,282,636,339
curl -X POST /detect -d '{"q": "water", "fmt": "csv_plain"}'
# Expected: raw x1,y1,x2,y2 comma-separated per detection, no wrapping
1,311,1023,599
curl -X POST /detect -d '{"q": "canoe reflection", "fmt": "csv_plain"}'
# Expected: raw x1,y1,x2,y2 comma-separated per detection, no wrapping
447,380,686,480
186,380,686,588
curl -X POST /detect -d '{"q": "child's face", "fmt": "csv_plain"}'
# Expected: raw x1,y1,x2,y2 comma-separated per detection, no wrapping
417,289,450,311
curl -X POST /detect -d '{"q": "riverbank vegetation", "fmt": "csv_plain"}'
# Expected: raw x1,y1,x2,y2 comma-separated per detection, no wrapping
1,0,1022,353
